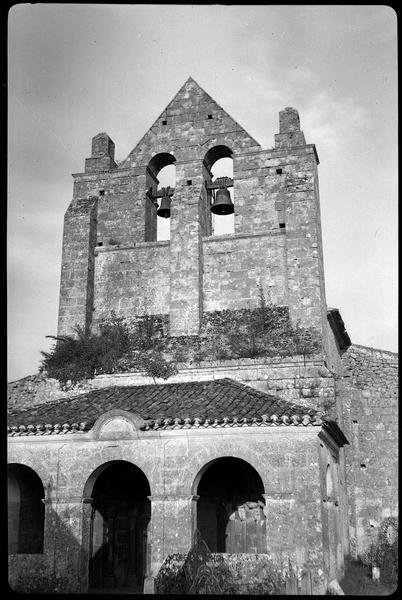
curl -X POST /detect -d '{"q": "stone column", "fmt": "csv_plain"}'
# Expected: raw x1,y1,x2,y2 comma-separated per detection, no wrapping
263,492,297,558
263,491,326,594
272,108,326,339
80,498,94,591
144,494,199,594
126,507,138,587
46,496,93,593
57,197,98,338
168,161,204,336
103,506,117,588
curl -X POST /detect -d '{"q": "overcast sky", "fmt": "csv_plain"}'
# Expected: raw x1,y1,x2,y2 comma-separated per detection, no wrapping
8,4,397,382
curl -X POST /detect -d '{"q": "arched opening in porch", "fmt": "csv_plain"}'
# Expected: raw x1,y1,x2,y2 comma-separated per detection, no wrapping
84,460,151,593
7,463,45,554
194,457,266,553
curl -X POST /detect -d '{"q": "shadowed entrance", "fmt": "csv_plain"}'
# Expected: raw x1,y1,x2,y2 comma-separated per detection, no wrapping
86,461,151,593
196,457,266,553
7,463,45,555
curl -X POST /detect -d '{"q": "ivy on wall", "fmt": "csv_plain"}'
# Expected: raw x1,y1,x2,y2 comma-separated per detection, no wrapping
40,313,176,389
361,517,398,585
40,293,321,389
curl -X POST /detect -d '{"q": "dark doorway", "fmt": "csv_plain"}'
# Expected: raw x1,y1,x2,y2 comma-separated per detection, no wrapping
88,461,151,592
196,457,266,553
7,464,45,554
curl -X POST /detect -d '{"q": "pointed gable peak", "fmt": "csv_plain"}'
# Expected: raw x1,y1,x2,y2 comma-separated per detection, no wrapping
172,76,210,99
120,76,260,167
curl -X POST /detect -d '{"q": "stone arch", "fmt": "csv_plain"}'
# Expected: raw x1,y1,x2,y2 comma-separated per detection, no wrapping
203,145,234,235
145,152,176,242
7,463,45,554
91,409,145,441
192,456,267,553
82,460,151,592
203,144,233,171
187,450,266,496
76,453,154,502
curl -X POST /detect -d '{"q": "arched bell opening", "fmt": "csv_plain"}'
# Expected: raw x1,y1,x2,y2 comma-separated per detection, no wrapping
194,457,266,553
7,463,45,554
85,460,151,593
145,153,176,242
203,146,234,236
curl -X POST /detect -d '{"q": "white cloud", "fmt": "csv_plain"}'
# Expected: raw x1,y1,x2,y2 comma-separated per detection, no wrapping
303,92,372,151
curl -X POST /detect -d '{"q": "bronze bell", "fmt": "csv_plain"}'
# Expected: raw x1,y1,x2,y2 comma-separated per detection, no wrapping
211,187,234,215
157,194,171,218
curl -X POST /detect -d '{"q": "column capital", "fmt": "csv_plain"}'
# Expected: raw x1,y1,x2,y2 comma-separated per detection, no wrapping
263,492,294,500
46,496,93,504
148,494,199,502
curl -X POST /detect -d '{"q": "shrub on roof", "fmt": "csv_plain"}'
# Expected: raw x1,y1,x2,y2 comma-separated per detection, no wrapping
40,291,321,389
40,312,177,389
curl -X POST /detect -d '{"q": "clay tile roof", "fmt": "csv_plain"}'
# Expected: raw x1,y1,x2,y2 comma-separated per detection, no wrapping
7,378,347,444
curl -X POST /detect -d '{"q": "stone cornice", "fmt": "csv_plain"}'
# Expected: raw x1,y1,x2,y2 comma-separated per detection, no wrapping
202,228,286,243
142,413,323,431
8,414,325,437
7,422,89,437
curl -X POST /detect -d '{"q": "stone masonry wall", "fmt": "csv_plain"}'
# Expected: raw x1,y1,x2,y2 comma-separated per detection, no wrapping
7,355,334,413
73,168,150,248
8,425,333,593
57,197,98,337
60,80,330,353
336,344,398,556
93,242,170,321
202,231,287,311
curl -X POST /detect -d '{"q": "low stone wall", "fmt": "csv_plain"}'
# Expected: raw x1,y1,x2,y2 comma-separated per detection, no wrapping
8,554,51,593
7,373,85,411
155,552,324,595
7,353,333,414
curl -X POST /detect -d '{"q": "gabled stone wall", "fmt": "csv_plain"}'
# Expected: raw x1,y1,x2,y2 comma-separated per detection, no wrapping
60,79,330,355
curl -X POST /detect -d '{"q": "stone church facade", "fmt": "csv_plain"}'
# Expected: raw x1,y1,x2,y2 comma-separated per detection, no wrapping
8,78,398,594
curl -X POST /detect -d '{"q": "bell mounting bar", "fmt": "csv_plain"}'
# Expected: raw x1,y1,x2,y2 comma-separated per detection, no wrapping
146,186,175,203
206,176,233,190
147,186,175,199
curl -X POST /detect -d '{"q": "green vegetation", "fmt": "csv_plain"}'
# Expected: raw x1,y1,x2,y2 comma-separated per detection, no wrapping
155,530,286,595
340,519,398,595
40,312,177,389
40,292,321,389
360,517,398,586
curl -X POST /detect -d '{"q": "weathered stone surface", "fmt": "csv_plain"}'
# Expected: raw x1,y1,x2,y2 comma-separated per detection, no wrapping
337,345,398,557
60,78,328,341
8,424,333,594
7,78,397,594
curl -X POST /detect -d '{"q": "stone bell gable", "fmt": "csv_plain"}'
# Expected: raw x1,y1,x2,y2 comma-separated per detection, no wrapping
59,76,334,366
